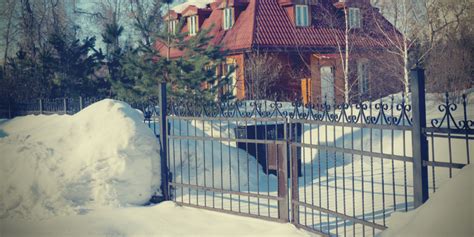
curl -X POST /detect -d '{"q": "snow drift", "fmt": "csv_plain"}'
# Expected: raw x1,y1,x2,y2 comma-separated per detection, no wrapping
0,99,161,220
380,164,473,237
169,119,277,193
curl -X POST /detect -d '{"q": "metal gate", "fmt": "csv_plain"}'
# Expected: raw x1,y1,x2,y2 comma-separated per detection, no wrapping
164,102,291,223
157,68,472,236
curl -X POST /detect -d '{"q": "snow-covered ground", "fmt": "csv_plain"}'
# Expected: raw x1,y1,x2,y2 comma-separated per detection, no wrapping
1,91,472,236
0,99,312,237
2,201,311,237
380,164,473,237
164,91,474,236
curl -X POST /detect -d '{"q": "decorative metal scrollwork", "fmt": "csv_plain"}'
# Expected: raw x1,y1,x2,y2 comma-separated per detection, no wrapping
166,92,472,130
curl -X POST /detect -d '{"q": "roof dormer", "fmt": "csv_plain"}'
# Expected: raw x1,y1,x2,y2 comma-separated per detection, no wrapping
165,10,181,34
278,0,317,27
164,10,181,21
217,0,249,30
181,5,212,36
333,0,366,29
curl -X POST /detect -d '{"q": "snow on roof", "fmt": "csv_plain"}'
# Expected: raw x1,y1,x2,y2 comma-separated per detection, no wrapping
172,0,215,13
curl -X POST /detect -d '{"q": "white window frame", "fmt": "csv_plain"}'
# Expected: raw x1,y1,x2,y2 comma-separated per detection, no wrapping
358,60,369,94
295,5,310,27
223,8,234,30
223,63,237,96
168,20,177,34
348,7,361,29
189,15,198,36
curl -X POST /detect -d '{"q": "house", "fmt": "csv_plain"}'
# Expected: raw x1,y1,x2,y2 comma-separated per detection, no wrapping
157,0,404,103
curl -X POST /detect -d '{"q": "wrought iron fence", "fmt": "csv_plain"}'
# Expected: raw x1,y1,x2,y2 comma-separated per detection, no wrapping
1,70,472,236
0,96,158,118
156,69,472,237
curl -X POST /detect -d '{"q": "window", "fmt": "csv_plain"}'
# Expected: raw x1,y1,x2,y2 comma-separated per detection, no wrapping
348,8,361,29
223,63,236,96
188,15,198,36
295,5,310,27
358,61,369,94
168,20,177,34
223,8,234,30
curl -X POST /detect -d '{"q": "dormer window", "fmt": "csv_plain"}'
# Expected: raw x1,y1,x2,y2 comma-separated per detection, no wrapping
223,8,234,30
348,8,361,29
295,5,310,27
188,15,198,36
168,20,177,34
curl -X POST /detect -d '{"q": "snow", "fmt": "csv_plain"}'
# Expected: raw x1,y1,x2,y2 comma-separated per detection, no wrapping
172,0,214,13
2,201,312,237
380,164,474,237
0,99,161,220
0,90,472,236
165,91,473,236
169,118,276,192
0,99,310,237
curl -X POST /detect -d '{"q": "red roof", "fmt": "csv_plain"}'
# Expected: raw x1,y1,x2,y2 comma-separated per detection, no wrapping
157,0,399,57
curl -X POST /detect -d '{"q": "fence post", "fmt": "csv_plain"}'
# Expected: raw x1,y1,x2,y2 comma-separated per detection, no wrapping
63,98,67,114
39,99,43,114
79,96,83,111
278,120,289,222
410,67,429,208
159,82,170,200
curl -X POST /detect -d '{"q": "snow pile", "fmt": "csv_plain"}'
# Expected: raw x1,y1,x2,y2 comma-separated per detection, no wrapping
169,119,275,192
380,164,474,237
0,99,161,220
2,201,312,237
172,0,215,12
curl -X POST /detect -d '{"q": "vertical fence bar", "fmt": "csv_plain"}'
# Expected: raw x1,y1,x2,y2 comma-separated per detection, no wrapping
63,98,67,114
39,99,43,114
159,82,170,200
79,96,83,111
410,67,429,208
278,119,289,222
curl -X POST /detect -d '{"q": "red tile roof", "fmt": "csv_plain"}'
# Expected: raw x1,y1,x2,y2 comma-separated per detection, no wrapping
157,0,399,57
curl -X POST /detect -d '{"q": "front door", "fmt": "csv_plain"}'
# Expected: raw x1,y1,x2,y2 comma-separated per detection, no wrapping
320,66,335,104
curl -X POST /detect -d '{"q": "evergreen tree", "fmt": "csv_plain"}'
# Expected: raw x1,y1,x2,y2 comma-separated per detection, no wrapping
102,22,125,96
48,33,105,97
114,18,234,104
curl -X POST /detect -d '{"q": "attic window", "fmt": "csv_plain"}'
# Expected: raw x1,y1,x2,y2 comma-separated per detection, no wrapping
348,8,361,29
295,5,310,27
223,8,234,30
188,15,198,36
168,20,177,34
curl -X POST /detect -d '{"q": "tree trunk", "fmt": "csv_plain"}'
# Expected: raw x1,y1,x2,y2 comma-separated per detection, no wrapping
344,8,350,104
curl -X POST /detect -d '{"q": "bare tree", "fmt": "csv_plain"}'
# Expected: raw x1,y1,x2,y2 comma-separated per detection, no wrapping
371,0,431,95
128,0,163,47
423,0,473,96
373,0,472,95
315,5,359,103
244,51,283,100
0,0,19,75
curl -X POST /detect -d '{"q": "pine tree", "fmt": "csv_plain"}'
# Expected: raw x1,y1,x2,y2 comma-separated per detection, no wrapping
48,33,105,97
114,17,234,104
